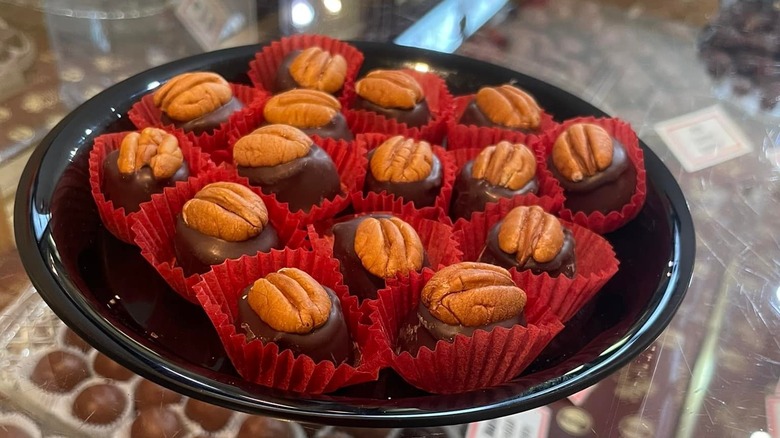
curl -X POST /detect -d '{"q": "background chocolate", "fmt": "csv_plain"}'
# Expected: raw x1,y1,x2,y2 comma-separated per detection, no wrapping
237,285,353,364
237,416,295,438
548,139,636,214
30,350,89,393
450,161,539,220
160,97,243,135
93,352,134,381
71,383,127,425
102,149,189,214
364,149,442,208
319,427,395,438
238,144,341,213
353,96,430,128
480,223,576,278
134,379,183,411
184,398,233,432
0,424,31,438
173,215,281,276
459,100,538,133
131,407,184,438
62,328,91,352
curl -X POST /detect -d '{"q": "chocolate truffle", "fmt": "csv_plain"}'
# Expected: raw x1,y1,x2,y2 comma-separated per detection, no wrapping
332,215,428,301
134,379,183,411
275,47,348,94
30,350,89,393
479,206,576,278
264,89,353,140
101,128,189,213
72,383,127,425
173,182,281,276
184,398,233,432
238,416,295,438
354,70,430,128
548,123,637,214
451,141,539,219
63,328,91,353
397,262,526,355
131,407,184,438
237,268,352,364
233,124,341,212
364,136,442,208
154,72,244,134
459,84,543,132
0,424,31,438
93,352,134,381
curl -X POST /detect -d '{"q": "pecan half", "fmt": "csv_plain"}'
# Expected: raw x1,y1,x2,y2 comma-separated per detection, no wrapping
289,47,348,94
369,136,433,183
233,124,313,167
153,72,233,122
181,182,268,242
498,206,564,265
475,85,541,130
263,89,341,128
421,262,526,327
355,70,423,109
471,141,536,190
354,216,424,278
117,127,183,179
551,123,613,182
247,268,331,334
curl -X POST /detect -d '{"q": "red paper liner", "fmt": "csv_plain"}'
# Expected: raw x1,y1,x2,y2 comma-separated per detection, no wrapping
349,133,456,220
453,202,619,322
193,248,383,393
539,117,647,234
88,130,213,244
247,34,364,103
131,166,308,303
446,95,557,151
368,269,564,393
344,69,454,144
447,146,565,221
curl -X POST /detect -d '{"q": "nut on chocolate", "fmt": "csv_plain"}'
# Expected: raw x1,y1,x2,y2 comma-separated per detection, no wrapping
248,268,332,334
552,123,613,182
153,72,233,122
355,70,424,109
117,127,183,180
264,89,341,128
369,136,433,183
289,47,347,94
354,216,424,278
233,124,313,167
498,205,564,265
421,262,526,327
475,84,541,130
182,182,269,242
471,141,536,190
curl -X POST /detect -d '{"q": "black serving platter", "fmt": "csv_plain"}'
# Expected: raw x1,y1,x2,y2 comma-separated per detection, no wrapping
15,42,695,427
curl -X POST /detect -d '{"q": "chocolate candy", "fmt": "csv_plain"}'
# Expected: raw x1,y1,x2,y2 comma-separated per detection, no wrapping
353,97,431,128
0,424,32,438
459,85,542,132
131,407,184,438
184,398,233,432
363,136,442,208
263,89,353,141
62,328,91,353
237,416,295,438
30,350,89,393
93,352,134,381
134,379,183,411
274,47,348,94
154,72,243,135
160,98,244,134
354,70,431,128
319,427,395,438
72,383,127,425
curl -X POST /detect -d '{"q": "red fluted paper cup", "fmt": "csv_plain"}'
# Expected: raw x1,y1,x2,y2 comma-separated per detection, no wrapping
539,117,647,234
193,248,384,393
88,130,213,244
131,166,308,303
368,269,563,393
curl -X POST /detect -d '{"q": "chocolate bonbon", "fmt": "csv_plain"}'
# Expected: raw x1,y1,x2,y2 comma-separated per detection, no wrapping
134,379,183,411
93,352,134,381
354,70,431,127
184,398,233,432
274,47,347,93
30,350,89,393
264,89,353,140
459,84,542,132
237,416,296,438
154,72,244,134
130,407,184,438
72,383,127,425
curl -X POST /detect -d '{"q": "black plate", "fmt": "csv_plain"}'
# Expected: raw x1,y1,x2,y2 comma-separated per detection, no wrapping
14,42,695,427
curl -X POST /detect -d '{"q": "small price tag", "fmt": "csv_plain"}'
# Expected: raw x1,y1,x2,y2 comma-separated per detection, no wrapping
175,0,231,51
654,105,753,173
466,406,551,438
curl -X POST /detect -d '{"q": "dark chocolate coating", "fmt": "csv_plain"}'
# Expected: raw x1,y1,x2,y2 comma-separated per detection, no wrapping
238,416,295,438
72,383,127,425
30,350,89,393
353,96,431,128
292,112,354,141
173,215,281,276
184,398,233,432
237,145,341,213
161,97,244,135
450,160,539,220
459,100,539,133
134,379,182,411
548,139,636,214
237,285,353,364
131,407,184,438
0,425,31,438
364,149,442,208
101,149,190,214
331,215,429,301
479,223,576,278
93,352,134,381
63,328,91,352
397,302,526,356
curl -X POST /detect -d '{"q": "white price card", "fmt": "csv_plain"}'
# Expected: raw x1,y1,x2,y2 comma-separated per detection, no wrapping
654,105,753,173
467,406,551,438
175,0,231,51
